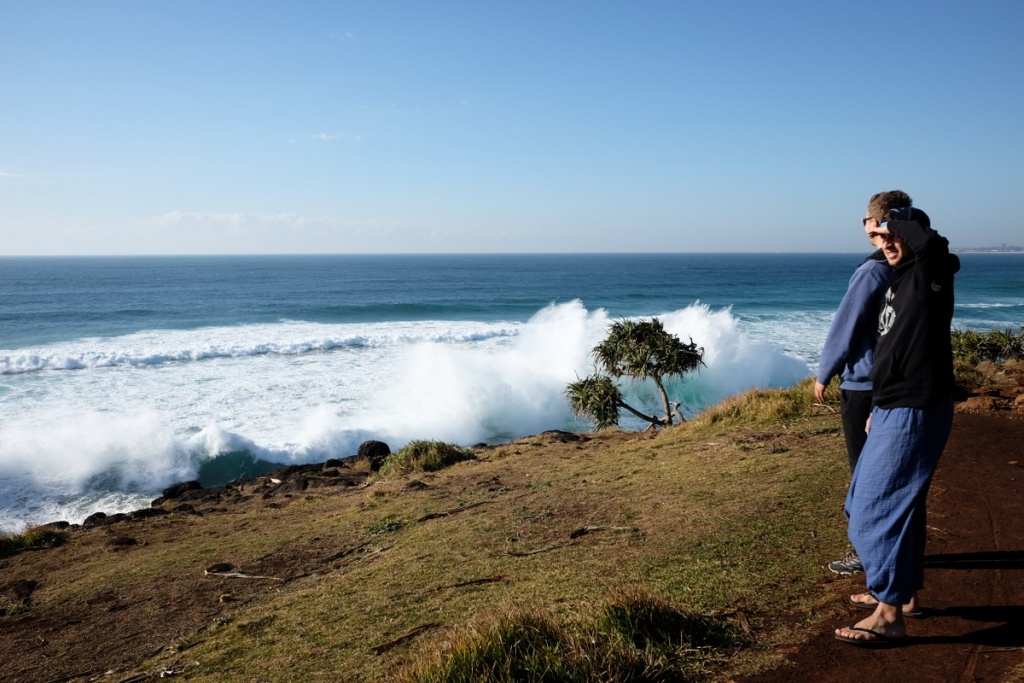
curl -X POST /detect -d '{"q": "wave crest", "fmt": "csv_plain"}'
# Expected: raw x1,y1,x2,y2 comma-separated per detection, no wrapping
0,321,520,375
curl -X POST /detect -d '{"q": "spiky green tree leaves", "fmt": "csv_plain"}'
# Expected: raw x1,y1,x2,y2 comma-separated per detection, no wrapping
567,319,704,430
565,375,623,430
951,326,1024,364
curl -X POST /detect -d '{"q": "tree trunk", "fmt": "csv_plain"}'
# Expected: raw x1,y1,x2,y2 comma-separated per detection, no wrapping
654,376,673,425
617,400,664,428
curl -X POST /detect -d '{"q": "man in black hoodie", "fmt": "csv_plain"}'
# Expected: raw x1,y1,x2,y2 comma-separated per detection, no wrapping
834,206,961,647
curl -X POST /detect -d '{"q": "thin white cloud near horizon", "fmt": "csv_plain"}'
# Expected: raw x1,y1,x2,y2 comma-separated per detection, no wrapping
125,211,516,255
311,132,363,142
152,211,400,236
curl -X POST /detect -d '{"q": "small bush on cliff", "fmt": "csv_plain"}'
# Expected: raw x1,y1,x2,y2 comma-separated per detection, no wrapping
692,377,819,429
951,326,1024,364
0,526,69,558
378,440,476,477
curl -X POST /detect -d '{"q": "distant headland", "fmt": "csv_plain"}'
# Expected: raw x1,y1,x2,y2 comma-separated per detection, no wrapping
952,244,1023,253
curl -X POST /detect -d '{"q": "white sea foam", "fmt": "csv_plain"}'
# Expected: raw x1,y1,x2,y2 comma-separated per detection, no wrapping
957,302,1021,309
0,302,811,532
0,321,520,375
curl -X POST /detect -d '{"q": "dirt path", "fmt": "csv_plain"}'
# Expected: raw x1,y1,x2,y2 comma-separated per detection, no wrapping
739,411,1024,683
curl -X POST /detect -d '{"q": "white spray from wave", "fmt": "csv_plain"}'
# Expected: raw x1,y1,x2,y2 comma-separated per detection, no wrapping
270,301,810,459
324,300,610,448
660,304,811,405
0,301,810,531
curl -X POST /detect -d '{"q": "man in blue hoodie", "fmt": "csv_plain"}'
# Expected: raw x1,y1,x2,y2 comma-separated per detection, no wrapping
815,190,911,575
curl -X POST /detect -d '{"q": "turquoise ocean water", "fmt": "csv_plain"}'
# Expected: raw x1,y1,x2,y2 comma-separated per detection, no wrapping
2,253,1022,531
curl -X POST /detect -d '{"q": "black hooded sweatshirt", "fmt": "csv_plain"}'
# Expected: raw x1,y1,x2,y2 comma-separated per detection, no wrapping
870,212,961,409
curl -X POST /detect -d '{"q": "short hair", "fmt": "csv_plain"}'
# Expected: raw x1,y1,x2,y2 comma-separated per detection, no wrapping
866,190,913,222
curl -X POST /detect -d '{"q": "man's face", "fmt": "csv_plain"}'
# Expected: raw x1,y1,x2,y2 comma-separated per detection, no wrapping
864,218,907,265
880,233,907,266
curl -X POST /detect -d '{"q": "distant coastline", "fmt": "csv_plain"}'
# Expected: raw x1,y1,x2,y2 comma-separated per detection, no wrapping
952,245,1023,253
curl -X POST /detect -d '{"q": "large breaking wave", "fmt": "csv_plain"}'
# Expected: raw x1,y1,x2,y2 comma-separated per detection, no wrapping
0,301,810,532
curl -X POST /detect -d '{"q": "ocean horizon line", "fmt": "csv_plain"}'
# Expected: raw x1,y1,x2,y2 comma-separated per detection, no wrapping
2,251,888,259
4,248,1019,259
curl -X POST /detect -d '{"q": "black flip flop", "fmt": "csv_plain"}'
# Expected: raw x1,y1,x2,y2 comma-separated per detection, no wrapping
834,625,907,648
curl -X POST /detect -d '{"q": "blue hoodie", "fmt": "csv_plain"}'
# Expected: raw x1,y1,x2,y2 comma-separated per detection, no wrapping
816,251,891,391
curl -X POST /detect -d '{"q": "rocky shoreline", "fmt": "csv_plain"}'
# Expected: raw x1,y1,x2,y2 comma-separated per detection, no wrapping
42,440,394,532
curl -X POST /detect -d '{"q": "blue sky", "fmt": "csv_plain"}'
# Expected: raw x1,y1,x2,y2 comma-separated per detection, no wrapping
2,1,1021,255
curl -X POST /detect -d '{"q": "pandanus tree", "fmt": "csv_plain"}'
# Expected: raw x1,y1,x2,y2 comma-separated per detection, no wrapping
566,319,704,430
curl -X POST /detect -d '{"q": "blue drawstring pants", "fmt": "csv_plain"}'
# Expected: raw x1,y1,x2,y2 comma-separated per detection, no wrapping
845,397,953,605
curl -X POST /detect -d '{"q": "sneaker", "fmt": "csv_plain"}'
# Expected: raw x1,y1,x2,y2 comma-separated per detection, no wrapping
828,551,864,575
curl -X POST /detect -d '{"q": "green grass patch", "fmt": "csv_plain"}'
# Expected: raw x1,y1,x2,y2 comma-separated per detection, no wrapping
690,377,821,430
365,517,410,535
4,604,31,618
0,526,69,558
378,440,477,478
398,590,746,683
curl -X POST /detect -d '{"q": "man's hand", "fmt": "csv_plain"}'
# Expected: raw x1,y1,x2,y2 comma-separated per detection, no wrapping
814,381,828,404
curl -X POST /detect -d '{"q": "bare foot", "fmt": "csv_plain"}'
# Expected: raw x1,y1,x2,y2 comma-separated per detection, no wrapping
850,591,924,617
835,605,907,645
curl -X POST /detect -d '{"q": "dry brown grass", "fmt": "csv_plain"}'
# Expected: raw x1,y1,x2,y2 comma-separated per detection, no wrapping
1,384,853,682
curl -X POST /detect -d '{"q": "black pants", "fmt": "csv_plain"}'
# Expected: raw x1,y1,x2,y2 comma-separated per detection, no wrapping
839,389,873,473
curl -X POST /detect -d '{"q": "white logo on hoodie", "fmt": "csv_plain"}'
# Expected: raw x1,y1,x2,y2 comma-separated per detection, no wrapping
878,287,896,336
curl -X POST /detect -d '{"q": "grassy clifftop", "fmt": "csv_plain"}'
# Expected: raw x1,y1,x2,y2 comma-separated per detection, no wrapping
3,378,856,682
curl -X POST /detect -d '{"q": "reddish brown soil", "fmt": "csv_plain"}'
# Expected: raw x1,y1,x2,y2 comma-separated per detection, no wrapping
739,410,1024,683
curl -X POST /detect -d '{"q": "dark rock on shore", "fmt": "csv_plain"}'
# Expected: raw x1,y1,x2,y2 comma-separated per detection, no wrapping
139,443,392,518
144,463,372,516
539,430,583,443
83,511,129,527
152,480,203,506
129,507,167,520
358,440,391,471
